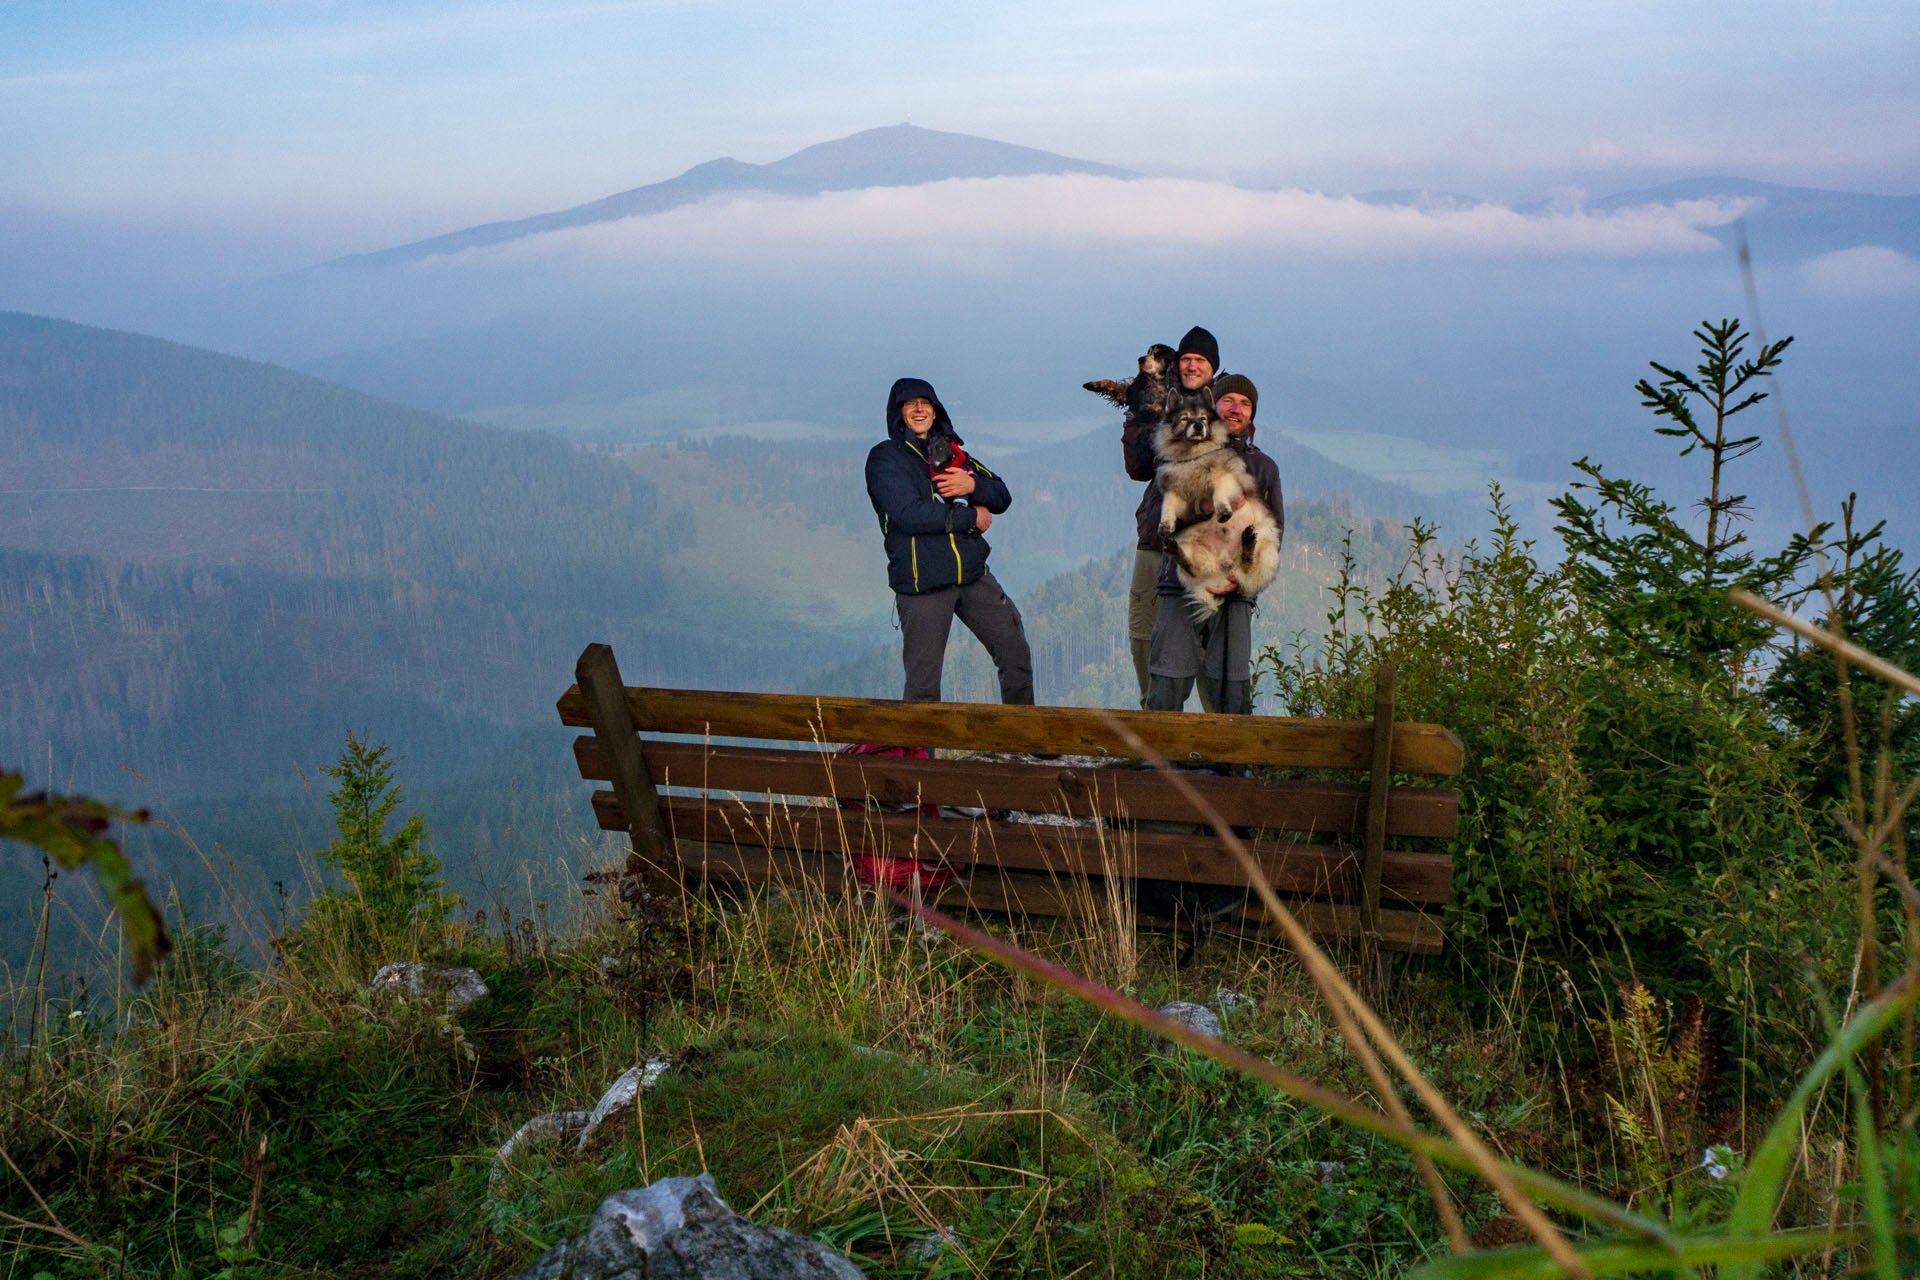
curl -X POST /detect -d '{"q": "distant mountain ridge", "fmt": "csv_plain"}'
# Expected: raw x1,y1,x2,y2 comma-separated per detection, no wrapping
329,124,1137,268
1580,176,1920,259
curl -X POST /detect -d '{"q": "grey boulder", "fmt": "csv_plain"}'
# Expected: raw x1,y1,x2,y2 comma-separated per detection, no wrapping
514,1173,866,1279
1155,1001,1224,1040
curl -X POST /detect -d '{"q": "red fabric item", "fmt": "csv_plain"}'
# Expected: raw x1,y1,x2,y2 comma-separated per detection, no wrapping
928,441,969,477
835,743,959,889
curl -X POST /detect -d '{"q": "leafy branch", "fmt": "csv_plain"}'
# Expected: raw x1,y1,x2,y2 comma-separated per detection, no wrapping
1,771,171,981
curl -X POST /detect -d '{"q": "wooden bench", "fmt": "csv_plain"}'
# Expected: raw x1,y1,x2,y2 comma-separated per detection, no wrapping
558,643,1465,955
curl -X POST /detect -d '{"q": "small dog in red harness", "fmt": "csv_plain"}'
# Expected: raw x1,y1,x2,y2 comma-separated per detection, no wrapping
925,430,968,479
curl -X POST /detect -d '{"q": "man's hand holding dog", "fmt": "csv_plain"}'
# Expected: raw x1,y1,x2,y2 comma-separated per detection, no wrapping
935,469,976,499
1195,495,1247,517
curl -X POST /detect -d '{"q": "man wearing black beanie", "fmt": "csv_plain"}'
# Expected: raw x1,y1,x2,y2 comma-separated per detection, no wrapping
1121,326,1220,701
1142,367,1283,716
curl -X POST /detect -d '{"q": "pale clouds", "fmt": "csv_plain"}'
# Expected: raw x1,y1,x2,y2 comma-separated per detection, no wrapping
1802,245,1920,297
432,176,1756,273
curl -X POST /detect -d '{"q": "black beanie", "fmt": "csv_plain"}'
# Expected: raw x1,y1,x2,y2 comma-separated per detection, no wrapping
1212,372,1258,419
1177,326,1220,373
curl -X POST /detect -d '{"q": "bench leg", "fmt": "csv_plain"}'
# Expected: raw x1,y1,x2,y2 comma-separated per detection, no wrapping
1360,663,1397,990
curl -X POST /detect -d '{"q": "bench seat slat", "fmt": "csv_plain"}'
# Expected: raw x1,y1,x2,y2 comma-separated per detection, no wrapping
591,791,1451,906
556,686,1465,775
671,839,1443,955
572,738,1459,838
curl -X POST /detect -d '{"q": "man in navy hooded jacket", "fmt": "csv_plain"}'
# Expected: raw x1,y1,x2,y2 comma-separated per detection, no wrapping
866,377,1034,704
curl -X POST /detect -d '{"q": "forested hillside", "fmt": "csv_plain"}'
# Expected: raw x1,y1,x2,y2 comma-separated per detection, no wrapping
0,314,877,801
4,311,1441,975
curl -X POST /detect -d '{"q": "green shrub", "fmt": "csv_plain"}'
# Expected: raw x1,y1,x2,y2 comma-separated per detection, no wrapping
1258,320,1897,1084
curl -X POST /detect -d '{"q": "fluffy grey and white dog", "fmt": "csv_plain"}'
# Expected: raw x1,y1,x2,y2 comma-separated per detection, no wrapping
1151,386,1281,612
1084,345,1283,612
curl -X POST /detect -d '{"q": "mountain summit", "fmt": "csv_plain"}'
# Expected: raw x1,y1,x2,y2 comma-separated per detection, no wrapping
335,124,1136,268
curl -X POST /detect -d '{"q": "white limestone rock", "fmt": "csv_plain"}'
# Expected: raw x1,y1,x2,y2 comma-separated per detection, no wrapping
512,1173,867,1279
370,962,489,1014
492,1111,592,1187
575,1058,673,1154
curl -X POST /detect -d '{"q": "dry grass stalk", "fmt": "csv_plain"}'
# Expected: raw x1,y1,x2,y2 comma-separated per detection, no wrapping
1095,714,1584,1275
1730,590,1920,699
887,888,1665,1242
1734,584,1920,1160
754,1105,1073,1272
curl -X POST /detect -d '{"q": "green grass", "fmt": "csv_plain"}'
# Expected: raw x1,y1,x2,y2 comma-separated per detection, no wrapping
0,873,1874,1279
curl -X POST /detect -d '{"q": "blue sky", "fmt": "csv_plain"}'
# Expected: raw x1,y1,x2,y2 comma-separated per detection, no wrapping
5,0,1916,252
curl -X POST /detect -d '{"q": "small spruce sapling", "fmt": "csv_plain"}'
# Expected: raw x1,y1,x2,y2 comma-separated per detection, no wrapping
1552,318,1822,678
315,731,458,949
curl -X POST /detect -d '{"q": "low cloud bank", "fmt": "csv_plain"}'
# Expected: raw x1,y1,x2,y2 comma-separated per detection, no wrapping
419,174,1756,272
1802,245,1920,298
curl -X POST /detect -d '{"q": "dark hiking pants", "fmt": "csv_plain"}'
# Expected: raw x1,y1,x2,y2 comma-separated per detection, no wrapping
896,570,1035,705
1144,591,1252,715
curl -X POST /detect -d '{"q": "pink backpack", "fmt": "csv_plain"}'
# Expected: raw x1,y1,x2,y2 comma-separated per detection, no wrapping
834,743,960,890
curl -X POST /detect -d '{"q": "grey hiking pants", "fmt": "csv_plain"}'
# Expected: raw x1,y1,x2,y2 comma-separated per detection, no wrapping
896,570,1035,705
1144,592,1252,715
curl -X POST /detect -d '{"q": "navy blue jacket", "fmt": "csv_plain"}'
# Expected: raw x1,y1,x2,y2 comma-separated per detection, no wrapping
865,378,1012,595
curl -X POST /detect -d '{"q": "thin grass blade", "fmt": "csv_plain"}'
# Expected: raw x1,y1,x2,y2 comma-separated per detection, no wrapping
1407,1229,1852,1280
1851,1069,1897,1280
1722,965,1918,1279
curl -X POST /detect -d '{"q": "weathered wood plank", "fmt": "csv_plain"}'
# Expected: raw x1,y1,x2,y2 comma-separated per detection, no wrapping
590,791,1452,905
669,838,1443,954
555,686,1465,775
571,738,1461,838
574,645,669,866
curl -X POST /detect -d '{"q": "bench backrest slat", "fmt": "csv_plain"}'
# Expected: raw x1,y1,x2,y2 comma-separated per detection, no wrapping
573,738,1460,838
556,686,1465,775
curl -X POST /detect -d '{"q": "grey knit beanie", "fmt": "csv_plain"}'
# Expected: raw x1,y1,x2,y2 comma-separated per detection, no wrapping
1212,372,1258,419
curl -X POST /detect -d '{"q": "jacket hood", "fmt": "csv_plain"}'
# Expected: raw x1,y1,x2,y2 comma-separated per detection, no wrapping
886,377,959,443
